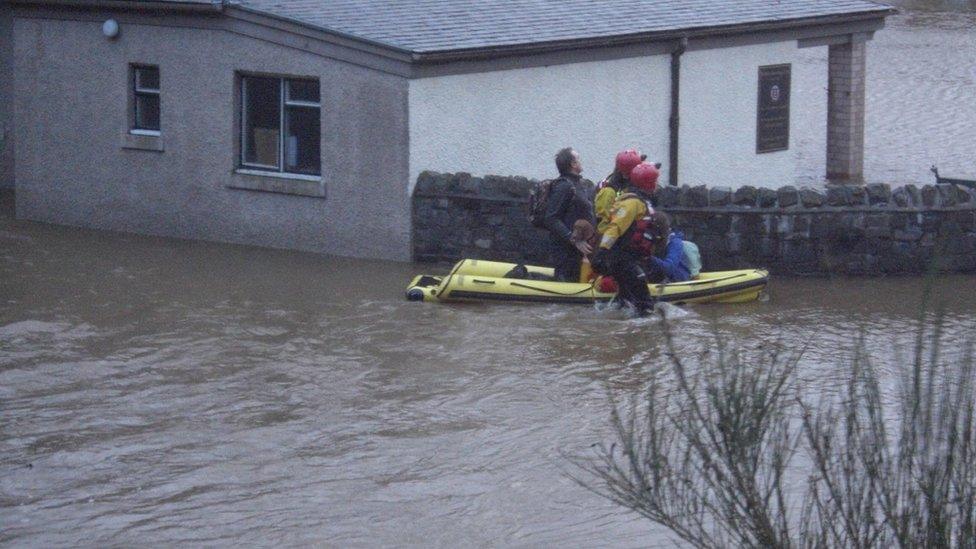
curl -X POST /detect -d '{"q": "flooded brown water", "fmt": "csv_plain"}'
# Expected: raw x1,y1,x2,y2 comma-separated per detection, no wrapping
2,195,975,546
2,2,976,546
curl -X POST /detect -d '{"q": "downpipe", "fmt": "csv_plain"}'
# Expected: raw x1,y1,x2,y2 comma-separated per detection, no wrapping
669,36,688,187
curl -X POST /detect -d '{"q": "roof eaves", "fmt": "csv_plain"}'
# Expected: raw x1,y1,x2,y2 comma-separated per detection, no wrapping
224,2,414,59
11,0,416,66
8,0,226,12
408,7,898,64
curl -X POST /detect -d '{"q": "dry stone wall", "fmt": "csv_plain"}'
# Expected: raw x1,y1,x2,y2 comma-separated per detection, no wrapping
412,171,976,275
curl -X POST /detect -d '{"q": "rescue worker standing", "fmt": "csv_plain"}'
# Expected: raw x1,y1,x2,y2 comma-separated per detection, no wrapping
595,149,643,235
543,147,594,282
591,162,660,316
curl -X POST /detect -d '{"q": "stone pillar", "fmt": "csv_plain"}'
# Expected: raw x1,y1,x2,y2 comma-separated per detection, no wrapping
826,38,866,183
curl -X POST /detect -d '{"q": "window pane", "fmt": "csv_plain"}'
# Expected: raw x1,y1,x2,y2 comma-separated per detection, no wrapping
242,77,281,168
134,94,160,131
285,106,320,175
136,66,159,91
287,79,319,103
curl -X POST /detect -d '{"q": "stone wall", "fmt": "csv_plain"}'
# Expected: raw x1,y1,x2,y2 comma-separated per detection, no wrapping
412,171,976,275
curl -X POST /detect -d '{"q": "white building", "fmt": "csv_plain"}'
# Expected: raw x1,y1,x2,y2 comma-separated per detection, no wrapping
404,0,893,188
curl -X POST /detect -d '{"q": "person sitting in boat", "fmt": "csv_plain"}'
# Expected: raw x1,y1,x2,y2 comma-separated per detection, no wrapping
542,147,595,282
642,212,692,283
595,149,643,235
590,162,660,316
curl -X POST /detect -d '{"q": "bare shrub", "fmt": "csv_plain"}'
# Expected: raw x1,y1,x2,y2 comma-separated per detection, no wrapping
574,315,976,548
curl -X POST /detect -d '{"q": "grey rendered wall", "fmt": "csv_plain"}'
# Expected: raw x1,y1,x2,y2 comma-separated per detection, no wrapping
0,8,12,189
12,13,410,260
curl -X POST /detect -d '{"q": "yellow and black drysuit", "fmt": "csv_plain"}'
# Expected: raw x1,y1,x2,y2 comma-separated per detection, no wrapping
594,172,626,235
591,190,657,315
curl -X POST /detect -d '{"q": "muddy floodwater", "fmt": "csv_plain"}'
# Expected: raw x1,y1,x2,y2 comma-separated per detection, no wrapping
3,201,975,546
3,2,976,547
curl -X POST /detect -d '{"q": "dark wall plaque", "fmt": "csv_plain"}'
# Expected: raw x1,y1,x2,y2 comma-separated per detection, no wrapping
756,64,791,154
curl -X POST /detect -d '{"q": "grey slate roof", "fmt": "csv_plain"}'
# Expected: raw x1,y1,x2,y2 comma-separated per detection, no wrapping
231,0,894,54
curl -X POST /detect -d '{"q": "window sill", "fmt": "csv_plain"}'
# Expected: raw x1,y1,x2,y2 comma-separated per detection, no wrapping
121,130,164,152
229,169,326,198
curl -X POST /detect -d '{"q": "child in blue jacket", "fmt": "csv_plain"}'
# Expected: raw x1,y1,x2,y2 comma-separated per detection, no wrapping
644,213,692,283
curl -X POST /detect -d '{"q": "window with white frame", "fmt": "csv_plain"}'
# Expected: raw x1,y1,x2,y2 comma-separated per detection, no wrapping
131,65,160,133
240,76,321,176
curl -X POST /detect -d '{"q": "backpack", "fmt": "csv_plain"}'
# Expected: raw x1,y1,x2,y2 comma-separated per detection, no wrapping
682,240,702,277
527,179,556,228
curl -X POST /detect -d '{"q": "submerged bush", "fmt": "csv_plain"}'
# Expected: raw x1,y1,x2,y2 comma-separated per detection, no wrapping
574,315,976,548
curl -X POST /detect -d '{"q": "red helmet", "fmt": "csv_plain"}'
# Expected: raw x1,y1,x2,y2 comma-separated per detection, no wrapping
630,162,659,193
614,149,642,178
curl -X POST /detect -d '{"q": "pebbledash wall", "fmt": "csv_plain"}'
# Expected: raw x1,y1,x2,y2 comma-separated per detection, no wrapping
412,172,976,276
408,40,807,192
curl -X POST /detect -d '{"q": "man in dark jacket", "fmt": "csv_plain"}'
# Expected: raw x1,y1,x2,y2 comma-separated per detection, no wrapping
543,148,595,281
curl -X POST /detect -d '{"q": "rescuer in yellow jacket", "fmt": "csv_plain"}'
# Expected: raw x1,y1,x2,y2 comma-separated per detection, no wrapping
594,149,642,234
591,161,660,316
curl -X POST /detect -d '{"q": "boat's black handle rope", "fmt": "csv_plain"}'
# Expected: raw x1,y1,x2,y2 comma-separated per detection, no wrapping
509,280,598,297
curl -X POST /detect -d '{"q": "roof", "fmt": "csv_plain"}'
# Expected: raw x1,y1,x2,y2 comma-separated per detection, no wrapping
231,0,895,55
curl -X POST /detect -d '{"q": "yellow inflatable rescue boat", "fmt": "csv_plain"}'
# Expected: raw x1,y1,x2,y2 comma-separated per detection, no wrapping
406,259,768,305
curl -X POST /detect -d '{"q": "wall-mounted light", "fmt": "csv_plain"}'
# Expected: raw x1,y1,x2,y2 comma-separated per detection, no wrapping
102,19,120,39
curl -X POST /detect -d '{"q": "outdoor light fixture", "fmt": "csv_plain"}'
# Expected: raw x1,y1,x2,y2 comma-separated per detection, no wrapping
102,19,120,39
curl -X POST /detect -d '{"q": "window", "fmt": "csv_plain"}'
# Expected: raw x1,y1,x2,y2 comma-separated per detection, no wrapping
132,65,160,133
241,76,320,176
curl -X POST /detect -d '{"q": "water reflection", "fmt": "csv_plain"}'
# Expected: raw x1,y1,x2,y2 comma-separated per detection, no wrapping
793,0,976,185
887,0,976,12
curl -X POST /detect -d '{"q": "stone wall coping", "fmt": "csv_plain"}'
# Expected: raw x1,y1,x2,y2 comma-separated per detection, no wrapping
414,194,976,213
413,191,526,204
415,171,976,211
662,205,976,214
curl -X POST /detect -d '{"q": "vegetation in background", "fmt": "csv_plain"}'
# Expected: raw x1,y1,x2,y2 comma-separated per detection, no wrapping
574,312,976,548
